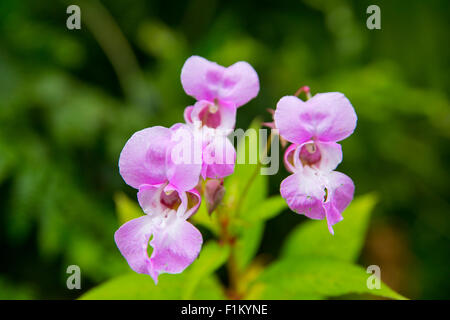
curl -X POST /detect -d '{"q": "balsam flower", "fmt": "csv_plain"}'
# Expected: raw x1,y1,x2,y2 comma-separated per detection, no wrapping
181,56,260,131
114,183,202,283
181,56,260,179
274,92,357,234
116,125,204,282
115,56,260,282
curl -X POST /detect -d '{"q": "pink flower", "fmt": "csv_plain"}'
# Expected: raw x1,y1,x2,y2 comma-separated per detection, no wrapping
117,125,204,282
114,183,202,283
180,56,259,179
275,93,357,168
275,92,357,234
115,56,260,282
181,55,260,115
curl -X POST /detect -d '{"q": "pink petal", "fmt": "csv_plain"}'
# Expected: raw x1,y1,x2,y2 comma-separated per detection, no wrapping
324,171,355,234
170,184,202,219
166,124,202,191
274,93,357,144
302,92,357,142
149,215,203,283
184,187,202,218
119,126,171,189
220,61,259,107
314,141,343,171
137,184,174,216
283,144,297,173
114,215,154,275
274,96,312,144
201,136,236,179
181,56,259,107
326,171,355,213
280,169,326,220
324,203,342,235
183,106,194,124
181,56,226,102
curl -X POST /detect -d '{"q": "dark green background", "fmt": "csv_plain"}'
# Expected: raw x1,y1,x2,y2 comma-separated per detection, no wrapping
0,0,448,299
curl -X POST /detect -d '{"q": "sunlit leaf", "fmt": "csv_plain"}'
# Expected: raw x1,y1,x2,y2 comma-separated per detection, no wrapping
281,194,378,263
234,222,265,272
183,241,230,299
80,272,225,300
243,196,287,223
247,257,405,300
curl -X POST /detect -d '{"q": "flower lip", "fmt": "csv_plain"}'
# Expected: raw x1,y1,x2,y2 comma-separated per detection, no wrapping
160,189,181,211
286,140,342,173
198,102,221,129
299,142,322,166
137,183,200,220
279,167,355,234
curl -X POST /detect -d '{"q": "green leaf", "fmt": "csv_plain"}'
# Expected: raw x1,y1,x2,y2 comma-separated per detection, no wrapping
243,196,287,223
182,241,230,299
234,222,265,271
281,193,378,263
247,257,405,300
114,192,142,225
80,272,225,300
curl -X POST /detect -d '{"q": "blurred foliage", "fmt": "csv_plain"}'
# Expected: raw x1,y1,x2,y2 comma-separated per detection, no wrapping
281,194,377,262
0,0,448,299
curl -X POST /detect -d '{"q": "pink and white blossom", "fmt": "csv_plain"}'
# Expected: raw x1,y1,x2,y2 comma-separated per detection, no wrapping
114,183,202,283
180,56,259,179
275,92,357,234
181,55,259,110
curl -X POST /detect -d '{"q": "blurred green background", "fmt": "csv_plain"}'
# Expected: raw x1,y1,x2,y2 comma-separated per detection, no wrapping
0,0,448,299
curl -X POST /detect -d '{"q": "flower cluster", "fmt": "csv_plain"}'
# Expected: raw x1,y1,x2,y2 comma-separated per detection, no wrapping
115,56,259,283
274,91,357,234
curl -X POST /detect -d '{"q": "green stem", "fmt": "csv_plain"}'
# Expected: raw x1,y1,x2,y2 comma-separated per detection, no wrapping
221,130,275,299
234,131,274,217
